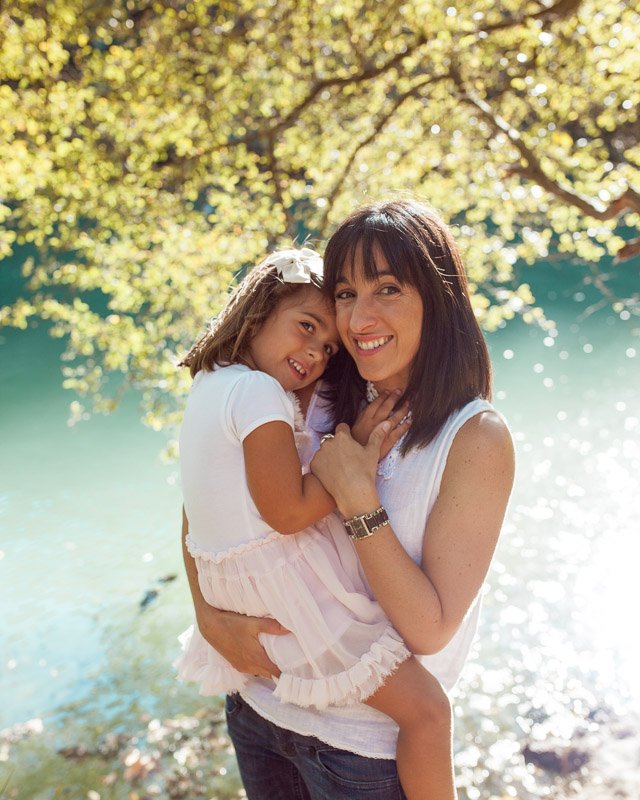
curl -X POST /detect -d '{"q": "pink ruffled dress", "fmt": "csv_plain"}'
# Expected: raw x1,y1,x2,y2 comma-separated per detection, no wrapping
175,365,410,709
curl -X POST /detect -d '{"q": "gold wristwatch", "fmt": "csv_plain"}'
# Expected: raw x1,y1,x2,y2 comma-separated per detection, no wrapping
343,506,390,540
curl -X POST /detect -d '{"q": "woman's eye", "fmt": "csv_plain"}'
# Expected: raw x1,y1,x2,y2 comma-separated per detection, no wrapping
379,285,400,295
334,289,353,301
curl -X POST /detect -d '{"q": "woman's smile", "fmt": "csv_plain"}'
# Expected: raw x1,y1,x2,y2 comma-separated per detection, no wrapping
353,335,394,353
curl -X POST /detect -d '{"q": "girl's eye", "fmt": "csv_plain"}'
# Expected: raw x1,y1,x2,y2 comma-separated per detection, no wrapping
300,321,314,332
324,344,335,357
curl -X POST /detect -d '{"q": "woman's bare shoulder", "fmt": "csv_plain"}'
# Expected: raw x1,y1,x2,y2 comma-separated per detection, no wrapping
447,409,514,477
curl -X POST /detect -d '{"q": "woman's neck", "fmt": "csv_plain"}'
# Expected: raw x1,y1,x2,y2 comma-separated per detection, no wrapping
368,380,408,398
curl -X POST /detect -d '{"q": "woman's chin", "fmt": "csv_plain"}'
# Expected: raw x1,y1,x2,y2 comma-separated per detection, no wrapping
355,365,380,382
354,363,395,386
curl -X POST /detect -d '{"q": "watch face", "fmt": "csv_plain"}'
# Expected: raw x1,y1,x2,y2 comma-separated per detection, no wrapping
347,517,370,539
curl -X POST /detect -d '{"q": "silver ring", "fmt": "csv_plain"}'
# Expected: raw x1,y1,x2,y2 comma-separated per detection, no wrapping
320,434,335,445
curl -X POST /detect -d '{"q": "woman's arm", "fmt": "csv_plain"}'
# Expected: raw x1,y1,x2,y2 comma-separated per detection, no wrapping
181,507,288,677
310,413,514,655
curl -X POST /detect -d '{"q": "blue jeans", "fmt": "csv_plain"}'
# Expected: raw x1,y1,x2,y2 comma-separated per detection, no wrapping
226,693,406,799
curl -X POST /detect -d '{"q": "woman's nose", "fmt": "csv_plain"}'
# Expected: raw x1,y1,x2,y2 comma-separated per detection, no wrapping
349,296,376,332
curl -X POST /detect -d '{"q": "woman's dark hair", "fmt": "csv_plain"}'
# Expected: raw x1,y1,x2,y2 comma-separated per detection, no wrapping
322,199,492,453
180,250,325,377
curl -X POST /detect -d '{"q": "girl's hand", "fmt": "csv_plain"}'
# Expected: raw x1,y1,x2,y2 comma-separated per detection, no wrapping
196,603,289,679
352,390,411,459
311,422,388,518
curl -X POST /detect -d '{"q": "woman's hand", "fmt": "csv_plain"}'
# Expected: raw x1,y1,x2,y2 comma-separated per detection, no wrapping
310,421,389,518
182,505,288,679
196,602,289,679
352,389,411,459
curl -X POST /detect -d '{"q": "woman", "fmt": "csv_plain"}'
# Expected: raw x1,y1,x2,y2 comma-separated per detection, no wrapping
181,199,514,799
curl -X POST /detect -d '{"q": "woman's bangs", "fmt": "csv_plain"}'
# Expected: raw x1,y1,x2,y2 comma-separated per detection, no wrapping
324,225,357,292
325,204,425,291
372,230,419,287
340,224,416,287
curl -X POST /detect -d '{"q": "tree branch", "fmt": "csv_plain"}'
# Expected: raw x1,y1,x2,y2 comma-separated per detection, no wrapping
316,73,452,235
340,15,369,71
273,34,426,136
613,237,640,264
453,69,640,226
214,32,428,154
265,131,296,241
580,263,639,317
479,0,584,34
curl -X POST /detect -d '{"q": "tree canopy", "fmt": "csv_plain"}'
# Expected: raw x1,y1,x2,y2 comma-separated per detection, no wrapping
1,0,638,432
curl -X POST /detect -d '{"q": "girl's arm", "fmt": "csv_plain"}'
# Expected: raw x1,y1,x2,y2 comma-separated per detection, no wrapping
181,507,289,677
310,413,514,655
243,421,336,534
244,391,411,536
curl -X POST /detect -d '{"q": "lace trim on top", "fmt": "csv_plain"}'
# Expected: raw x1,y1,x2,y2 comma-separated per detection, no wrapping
287,390,313,457
186,530,286,564
287,391,306,433
366,381,409,481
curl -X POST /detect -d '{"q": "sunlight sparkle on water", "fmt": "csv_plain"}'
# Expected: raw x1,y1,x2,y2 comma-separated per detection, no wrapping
571,434,640,705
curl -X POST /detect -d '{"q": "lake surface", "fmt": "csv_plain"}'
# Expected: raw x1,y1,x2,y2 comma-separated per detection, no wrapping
1,251,638,798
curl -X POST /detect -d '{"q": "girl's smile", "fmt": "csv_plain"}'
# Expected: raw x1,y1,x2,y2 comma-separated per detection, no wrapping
245,287,339,392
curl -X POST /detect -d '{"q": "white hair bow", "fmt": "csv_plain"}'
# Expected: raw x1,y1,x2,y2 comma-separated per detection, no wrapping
271,247,324,283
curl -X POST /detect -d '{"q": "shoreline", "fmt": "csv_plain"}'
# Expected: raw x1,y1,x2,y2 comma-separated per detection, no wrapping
2,703,639,799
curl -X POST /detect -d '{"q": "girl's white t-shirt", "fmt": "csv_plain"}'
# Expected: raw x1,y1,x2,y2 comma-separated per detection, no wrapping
180,364,295,555
240,390,495,759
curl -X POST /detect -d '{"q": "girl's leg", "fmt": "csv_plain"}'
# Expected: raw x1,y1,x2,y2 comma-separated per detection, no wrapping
365,657,456,800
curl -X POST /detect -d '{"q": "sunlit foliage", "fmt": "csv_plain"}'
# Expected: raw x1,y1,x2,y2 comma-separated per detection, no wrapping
0,0,638,430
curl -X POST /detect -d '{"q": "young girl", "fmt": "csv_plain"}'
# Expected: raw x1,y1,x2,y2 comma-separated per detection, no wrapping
177,248,457,800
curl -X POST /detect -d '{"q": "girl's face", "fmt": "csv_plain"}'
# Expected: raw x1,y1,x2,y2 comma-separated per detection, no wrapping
334,249,423,393
245,287,339,392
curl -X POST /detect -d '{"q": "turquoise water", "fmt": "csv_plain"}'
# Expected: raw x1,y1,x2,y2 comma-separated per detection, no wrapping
0,320,190,725
1,251,639,797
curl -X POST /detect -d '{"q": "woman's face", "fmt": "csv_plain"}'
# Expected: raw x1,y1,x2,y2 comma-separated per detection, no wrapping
333,249,424,393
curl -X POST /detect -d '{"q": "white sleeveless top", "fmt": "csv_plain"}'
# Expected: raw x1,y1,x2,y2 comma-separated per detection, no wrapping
241,391,495,758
